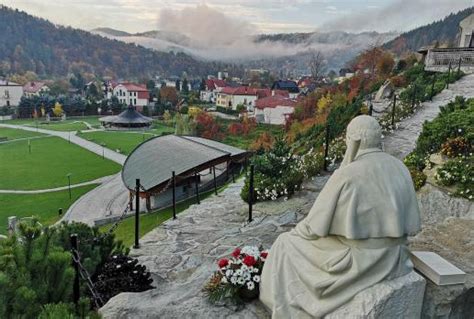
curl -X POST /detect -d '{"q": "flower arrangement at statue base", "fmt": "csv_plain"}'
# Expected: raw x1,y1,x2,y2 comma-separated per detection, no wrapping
204,246,268,304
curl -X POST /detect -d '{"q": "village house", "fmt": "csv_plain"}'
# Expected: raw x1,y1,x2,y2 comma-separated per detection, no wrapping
23,81,49,98
200,79,227,103
421,13,474,73
271,80,300,98
111,83,149,112
216,86,259,111
0,80,23,107
254,95,297,125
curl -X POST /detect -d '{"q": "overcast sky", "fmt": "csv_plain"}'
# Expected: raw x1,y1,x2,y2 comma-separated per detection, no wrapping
1,0,473,34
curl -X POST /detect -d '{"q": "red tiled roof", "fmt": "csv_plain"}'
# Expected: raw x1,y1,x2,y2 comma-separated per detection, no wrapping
115,82,148,92
220,86,258,96
23,81,47,93
205,79,227,90
255,96,297,109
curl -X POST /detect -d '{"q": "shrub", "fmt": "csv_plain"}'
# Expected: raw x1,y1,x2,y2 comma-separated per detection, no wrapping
440,137,472,158
241,139,304,203
409,168,427,191
404,152,427,171
415,97,473,156
435,156,473,200
93,254,154,304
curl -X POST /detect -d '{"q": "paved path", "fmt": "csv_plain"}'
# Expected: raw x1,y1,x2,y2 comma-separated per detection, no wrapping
0,134,53,144
383,73,474,159
0,175,113,194
0,124,126,165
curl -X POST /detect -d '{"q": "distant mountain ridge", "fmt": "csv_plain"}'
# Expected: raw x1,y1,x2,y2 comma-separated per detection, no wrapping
384,7,474,54
0,7,238,79
92,27,398,73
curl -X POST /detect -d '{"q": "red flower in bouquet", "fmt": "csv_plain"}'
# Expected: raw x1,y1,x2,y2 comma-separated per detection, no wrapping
232,248,241,258
218,258,229,268
260,251,268,259
243,255,256,267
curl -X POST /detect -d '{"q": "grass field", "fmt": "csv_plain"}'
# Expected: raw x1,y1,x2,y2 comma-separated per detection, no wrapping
1,116,102,131
0,184,98,234
78,124,174,155
0,127,45,141
0,137,121,190
101,189,216,247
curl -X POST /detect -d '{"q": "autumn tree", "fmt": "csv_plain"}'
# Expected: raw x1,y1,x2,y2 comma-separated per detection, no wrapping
160,87,178,107
194,112,223,140
251,132,275,151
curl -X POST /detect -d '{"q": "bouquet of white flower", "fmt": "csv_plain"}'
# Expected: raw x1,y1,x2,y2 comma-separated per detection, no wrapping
204,245,268,303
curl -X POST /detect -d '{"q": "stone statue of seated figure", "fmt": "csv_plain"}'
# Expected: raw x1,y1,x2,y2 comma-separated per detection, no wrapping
260,115,421,318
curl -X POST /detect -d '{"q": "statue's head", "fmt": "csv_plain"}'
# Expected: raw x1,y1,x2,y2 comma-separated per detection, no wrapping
341,115,382,167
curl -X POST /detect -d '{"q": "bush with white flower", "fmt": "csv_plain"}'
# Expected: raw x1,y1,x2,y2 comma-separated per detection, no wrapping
204,246,268,303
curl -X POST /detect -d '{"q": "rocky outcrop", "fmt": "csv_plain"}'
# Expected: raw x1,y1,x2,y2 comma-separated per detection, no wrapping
374,80,394,101
417,184,474,225
410,218,474,319
327,271,426,319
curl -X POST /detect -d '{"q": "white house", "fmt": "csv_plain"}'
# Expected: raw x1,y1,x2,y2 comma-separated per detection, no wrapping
459,13,474,47
254,95,297,125
112,83,149,112
23,81,50,98
0,80,23,107
216,86,262,111
200,79,226,103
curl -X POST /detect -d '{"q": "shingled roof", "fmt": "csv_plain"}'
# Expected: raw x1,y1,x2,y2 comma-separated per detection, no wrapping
122,135,249,192
99,106,153,125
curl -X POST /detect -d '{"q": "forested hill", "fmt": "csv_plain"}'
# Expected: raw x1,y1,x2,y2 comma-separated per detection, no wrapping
384,7,474,55
0,6,236,79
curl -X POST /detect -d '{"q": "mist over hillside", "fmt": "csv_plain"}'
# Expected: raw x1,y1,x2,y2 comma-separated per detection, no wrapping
92,27,398,74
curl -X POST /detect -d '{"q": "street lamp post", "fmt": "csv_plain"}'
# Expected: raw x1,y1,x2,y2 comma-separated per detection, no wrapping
67,173,72,200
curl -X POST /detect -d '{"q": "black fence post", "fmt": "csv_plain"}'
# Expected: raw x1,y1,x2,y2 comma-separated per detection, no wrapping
248,164,254,223
368,94,373,116
323,124,330,171
231,165,235,183
172,171,176,219
457,57,462,77
134,179,140,249
213,166,217,195
411,85,417,112
447,62,452,89
194,172,200,204
70,234,80,309
391,94,397,129
430,73,437,101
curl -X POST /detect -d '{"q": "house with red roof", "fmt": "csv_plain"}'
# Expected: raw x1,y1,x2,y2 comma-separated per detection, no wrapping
200,79,227,103
112,82,150,111
23,81,49,98
254,95,297,125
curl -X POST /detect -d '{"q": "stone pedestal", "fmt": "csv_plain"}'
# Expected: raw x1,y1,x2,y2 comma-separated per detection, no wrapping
326,271,426,319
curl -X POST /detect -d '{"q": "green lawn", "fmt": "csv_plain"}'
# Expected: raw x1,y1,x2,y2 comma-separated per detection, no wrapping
101,189,215,247
0,137,121,190
78,131,157,155
0,184,98,234
0,127,45,141
78,125,174,155
1,117,96,131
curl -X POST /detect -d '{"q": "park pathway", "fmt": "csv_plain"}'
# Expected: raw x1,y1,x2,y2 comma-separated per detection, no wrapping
0,175,114,194
383,73,474,159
